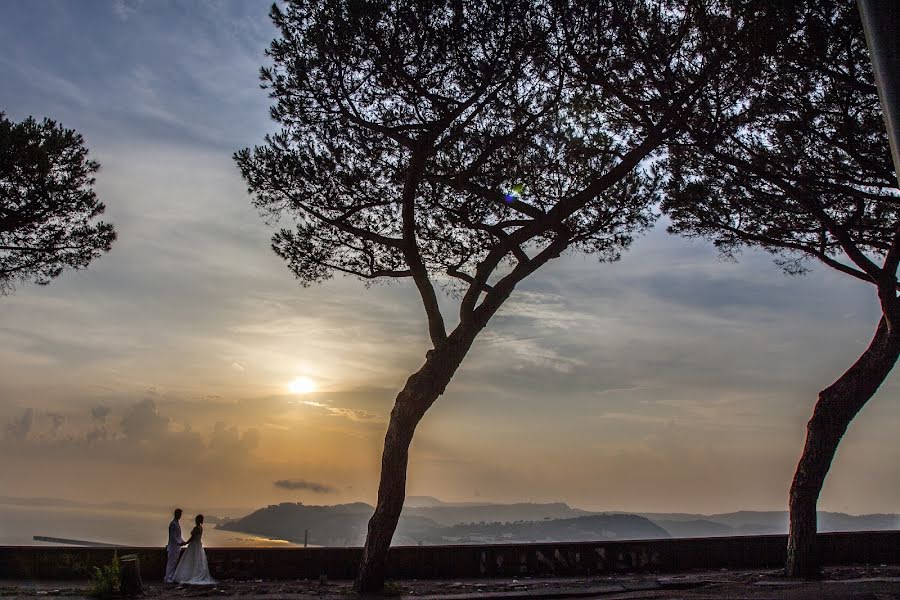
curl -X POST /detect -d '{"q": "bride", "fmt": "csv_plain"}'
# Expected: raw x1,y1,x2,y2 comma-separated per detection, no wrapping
173,514,217,585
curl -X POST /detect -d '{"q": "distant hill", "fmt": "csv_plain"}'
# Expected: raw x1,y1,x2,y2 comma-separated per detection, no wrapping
6,494,896,545
817,512,900,532
218,502,670,546
652,519,735,538
434,514,669,544
404,502,593,526
405,496,494,508
218,502,442,546
407,504,897,536
706,511,789,533
637,511,900,537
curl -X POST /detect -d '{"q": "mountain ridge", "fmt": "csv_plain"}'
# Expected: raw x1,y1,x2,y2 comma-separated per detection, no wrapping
217,500,899,547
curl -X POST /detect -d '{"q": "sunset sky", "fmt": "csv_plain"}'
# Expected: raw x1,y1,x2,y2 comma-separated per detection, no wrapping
1,0,898,515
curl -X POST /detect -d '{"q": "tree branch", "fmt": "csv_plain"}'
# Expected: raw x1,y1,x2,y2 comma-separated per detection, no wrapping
472,227,570,327
281,188,405,249
711,220,877,285
457,127,665,324
446,267,494,292
710,143,885,280
424,174,546,220
0,244,89,253
401,148,448,347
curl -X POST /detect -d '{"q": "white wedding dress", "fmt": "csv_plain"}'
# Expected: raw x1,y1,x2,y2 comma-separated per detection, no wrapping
173,526,217,585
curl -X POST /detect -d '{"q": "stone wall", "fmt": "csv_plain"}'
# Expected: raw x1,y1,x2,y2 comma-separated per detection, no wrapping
0,531,897,581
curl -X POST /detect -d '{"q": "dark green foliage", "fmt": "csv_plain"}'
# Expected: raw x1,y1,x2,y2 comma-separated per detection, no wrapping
381,581,404,596
0,113,115,294
87,551,120,599
664,2,898,300
235,1,658,304
235,0,776,334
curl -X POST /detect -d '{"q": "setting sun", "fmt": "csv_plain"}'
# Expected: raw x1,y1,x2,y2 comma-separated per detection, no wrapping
287,376,316,394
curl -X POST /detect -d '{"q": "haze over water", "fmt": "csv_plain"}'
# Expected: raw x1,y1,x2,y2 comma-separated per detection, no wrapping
0,503,294,548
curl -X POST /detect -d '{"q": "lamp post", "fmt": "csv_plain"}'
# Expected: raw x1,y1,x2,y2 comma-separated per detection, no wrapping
858,0,900,187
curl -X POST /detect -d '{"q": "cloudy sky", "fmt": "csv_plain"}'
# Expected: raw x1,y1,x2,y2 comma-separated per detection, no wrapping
1,0,898,516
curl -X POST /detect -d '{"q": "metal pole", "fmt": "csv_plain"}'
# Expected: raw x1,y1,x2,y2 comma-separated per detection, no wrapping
857,0,900,187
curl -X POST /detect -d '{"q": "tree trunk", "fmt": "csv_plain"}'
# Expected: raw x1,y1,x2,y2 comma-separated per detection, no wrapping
785,317,900,577
119,554,143,596
355,331,477,593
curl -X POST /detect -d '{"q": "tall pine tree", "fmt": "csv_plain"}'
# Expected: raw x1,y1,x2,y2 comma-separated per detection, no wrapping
237,0,779,589
664,2,899,577
0,113,115,294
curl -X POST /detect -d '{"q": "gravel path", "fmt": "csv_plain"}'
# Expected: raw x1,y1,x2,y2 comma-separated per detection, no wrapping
2,565,898,599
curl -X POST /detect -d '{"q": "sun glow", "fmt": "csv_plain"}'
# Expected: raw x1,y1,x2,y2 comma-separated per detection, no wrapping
288,376,316,394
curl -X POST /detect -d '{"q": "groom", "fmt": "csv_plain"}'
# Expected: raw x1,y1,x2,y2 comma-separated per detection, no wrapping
165,508,188,583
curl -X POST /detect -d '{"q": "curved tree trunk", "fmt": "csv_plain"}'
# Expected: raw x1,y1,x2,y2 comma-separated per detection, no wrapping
786,316,900,577
355,330,477,593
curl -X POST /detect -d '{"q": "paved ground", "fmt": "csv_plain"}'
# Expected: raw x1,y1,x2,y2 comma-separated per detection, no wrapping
2,566,899,599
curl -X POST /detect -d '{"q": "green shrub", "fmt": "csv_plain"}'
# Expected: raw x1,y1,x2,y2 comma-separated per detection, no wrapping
380,582,405,597
88,551,120,598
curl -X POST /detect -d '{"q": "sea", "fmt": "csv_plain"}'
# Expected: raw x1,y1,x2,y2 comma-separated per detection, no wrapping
0,503,296,547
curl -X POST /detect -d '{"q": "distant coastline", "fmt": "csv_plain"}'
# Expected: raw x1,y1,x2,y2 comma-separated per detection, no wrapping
3,495,897,548
0,501,294,548
217,497,900,547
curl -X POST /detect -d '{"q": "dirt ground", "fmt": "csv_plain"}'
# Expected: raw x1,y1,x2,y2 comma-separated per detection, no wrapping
2,565,899,600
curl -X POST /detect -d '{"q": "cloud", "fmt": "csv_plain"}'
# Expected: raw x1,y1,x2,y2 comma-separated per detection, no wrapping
4,408,34,441
0,57,92,109
497,290,584,330
120,398,169,441
112,0,144,21
85,426,109,444
208,421,260,459
300,400,382,423
86,404,112,442
91,405,111,423
325,407,380,422
231,362,245,372
273,479,335,493
46,412,65,433
475,331,586,374
0,399,265,471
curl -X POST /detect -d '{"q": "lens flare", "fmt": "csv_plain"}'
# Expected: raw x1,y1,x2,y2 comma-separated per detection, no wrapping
503,183,525,204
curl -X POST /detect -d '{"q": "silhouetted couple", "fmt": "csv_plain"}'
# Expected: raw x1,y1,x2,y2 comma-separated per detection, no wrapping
165,508,217,585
